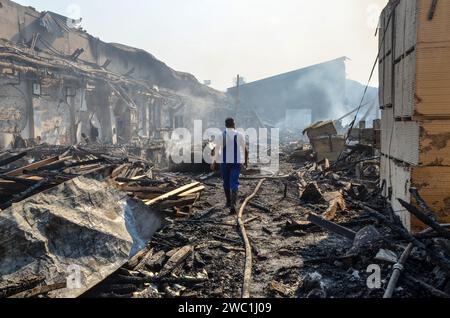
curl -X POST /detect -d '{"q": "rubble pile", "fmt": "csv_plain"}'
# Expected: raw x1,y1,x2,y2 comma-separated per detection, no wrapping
1,139,450,299
0,144,204,298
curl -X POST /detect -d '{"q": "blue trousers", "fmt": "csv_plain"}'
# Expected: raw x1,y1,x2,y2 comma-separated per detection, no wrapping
221,164,241,191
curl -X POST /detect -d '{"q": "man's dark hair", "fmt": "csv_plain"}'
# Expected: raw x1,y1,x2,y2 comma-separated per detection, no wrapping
225,118,235,128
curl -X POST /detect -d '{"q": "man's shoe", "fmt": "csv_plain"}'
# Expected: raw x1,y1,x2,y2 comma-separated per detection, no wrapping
224,188,231,208
230,190,239,214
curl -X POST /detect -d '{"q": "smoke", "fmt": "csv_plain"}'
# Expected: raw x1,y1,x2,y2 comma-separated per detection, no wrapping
270,60,352,133
163,88,228,160
271,60,380,133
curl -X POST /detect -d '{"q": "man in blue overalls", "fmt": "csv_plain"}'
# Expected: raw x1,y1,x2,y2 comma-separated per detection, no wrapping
212,118,248,213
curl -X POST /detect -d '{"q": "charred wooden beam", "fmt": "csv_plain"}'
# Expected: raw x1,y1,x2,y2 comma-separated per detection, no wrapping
403,274,450,298
307,213,357,240
0,178,50,210
0,276,45,298
0,151,27,167
0,175,41,187
249,201,271,213
410,188,438,220
8,282,66,298
361,203,450,273
144,182,200,206
5,156,60,177
398,198,450,239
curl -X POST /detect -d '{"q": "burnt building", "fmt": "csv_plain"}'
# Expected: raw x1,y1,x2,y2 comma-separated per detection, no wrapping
226,57,379,134
227,57,347,131
0,0,227,149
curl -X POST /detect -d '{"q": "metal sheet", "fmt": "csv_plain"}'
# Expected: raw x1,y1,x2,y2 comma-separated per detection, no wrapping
0,176,164,298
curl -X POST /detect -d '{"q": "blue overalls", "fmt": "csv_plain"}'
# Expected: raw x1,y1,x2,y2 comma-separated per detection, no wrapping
220,131,241,191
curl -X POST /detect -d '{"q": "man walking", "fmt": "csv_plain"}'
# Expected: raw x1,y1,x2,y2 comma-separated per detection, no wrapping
212,118,249,213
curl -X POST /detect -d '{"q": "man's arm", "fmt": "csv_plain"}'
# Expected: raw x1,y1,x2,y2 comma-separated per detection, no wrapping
239,133,249,168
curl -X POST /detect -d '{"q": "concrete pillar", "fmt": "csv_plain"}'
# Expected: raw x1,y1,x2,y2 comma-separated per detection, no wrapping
373,119,381,130
24,80,35,139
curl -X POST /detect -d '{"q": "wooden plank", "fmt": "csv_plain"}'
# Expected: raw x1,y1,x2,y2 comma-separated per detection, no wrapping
8,282,66,298
178,186,205,197
156,194,199,210
134,192,162,200
116,174,145,187
0,180,27,191
5,156,60,177
118,186,167,193
28,156,73,173
144,182,200,206
110,164,129,179
159,245,192,276
0,151,27,167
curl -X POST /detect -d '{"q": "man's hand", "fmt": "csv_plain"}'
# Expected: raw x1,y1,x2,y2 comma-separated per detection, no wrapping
211,162,219,172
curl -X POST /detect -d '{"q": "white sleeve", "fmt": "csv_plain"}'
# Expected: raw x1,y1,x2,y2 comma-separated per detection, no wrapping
238,132,246,149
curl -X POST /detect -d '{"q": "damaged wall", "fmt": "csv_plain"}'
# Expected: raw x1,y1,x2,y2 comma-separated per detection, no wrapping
0,0,224,101
379,0,450,232
226,57,347,129
0,0,229,148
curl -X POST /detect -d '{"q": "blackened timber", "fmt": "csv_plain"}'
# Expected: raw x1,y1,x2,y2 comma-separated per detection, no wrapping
8,282,66,298
307,213,357,240
0,151,27,167
115,178,166,186
0,178,50,210
249,201,271,213
398,199,450,239
31,158,106,173
410,188,439,220
361,203,450,273
5,156,60,177
403,274,450,298
0,175,40,186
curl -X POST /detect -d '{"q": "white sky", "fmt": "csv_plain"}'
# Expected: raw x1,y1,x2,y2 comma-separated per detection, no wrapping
16,0,388,91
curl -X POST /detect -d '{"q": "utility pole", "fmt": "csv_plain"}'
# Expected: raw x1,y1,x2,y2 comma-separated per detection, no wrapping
235,74,240,119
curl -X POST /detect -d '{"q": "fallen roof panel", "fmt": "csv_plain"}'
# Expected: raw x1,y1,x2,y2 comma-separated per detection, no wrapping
0,175,164,298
